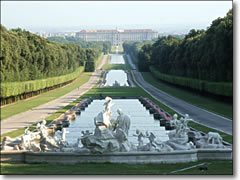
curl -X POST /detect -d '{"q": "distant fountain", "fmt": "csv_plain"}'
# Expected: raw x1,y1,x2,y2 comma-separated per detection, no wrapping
104,70,129,87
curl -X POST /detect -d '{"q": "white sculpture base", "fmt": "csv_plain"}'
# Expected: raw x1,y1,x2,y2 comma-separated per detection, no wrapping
1,149,232,164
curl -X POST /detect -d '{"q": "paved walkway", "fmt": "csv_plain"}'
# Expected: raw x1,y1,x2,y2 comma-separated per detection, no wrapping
126,55,232,135
1,55,108,135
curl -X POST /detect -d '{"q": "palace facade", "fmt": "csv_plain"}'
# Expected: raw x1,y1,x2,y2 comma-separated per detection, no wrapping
76,29,158,46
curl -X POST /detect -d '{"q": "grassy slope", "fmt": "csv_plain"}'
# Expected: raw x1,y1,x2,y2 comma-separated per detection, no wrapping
141,72,233,119
1,160,232,175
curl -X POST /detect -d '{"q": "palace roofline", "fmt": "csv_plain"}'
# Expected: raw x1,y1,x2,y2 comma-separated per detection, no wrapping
79,29,156,33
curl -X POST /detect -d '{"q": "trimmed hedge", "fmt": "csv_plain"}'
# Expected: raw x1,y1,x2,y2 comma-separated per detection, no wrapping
150,66,232,97
1,66,84,98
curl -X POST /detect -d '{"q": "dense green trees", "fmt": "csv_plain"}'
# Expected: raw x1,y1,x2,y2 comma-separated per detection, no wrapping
138,43,153,71
0,25,108,104
84,48,96,72
48,36,111,55
122,41,144,65
1,25,87,82
0,26,111,83
145,9,232,83
123,9,232,97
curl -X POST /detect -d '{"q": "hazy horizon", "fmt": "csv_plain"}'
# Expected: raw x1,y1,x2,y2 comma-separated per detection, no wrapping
1,1,232,34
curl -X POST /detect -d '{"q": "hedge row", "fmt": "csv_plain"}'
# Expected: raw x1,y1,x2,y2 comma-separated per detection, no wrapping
150,66,232,97
1,66,84,98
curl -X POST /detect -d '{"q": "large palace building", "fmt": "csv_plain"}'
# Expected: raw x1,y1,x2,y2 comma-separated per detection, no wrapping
76,29,158,46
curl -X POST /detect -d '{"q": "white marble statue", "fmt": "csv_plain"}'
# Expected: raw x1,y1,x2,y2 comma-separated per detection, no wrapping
61,128,69,142
170,114,178,127
20,127,32,150
146,131,156,146
171,114,191,138
166,114,193,150
1,136,21,151
103,96,114,116
181,114,191,132
81,130,93,137
133,131,173,152
29,141,41,152
39,120,48,137
40,135,58,152
115,108,131,136
54,130,62,142
133,129,145,147
80,98,135,153
94,97,113,129
207,132,223,144
194,131,225,148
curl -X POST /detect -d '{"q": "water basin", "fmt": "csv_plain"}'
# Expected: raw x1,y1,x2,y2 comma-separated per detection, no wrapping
65,99,169,145
109,54,125,64
104,70,129,86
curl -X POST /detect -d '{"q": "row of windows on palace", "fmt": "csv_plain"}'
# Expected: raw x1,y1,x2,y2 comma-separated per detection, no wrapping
76,31,158,45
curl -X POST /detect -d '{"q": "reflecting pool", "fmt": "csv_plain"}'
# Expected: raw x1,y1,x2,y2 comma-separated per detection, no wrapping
104,70,129,86
65,99,169,145
110,54,125,64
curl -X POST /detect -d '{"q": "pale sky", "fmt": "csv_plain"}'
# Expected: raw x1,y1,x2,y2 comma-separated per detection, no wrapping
1,1,232,32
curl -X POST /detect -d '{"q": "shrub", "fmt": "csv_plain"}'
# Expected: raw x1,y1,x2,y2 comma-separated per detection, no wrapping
150,66,232,97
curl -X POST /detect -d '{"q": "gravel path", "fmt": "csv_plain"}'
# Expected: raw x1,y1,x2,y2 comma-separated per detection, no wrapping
126,55,232,135
1,55,108,135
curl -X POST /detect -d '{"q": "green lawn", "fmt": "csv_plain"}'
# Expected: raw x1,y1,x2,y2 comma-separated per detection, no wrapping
0,72,92,120
102,54,131,71
141,72,233,119
111,45,124,53
103,64,129,71
1,160,232,175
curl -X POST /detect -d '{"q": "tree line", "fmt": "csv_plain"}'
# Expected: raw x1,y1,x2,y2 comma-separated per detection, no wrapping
122,41,144,63
0,25,110,83
0,25,110,104
137,9,232,82
123,9,232,97
48,36,111,56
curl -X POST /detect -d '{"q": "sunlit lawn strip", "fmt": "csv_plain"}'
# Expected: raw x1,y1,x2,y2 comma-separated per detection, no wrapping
0,160,232,175
110,45,124,53
1,72,92,120
102,55,131,71
141,72,232,119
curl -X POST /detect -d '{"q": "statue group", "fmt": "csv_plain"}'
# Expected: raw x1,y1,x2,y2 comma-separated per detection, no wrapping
81,97,132,153
1,120,64,152
1,97,226,153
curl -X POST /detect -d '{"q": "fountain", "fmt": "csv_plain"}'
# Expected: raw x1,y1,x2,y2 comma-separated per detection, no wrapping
104,70,129,87
109,54,125,64
1,97,232,164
